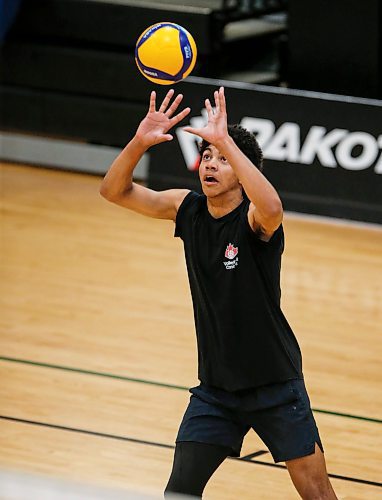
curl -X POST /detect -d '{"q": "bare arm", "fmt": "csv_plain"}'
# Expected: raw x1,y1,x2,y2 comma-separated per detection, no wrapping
183,87,282,238
212,134,283,238
100,89,191,221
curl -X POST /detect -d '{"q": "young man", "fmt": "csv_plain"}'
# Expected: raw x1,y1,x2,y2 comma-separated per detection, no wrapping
100,87,337,499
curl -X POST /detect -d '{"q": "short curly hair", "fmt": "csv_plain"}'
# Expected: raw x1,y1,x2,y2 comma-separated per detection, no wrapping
199,124,264,171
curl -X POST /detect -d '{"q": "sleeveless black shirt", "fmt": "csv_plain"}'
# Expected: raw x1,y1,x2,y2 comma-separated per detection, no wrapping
175,191,302,391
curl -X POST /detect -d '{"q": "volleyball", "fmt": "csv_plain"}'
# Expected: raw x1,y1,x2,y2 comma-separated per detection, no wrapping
135,22,197,85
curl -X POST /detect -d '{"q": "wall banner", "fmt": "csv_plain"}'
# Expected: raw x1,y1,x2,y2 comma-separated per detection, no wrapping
149,77,382,224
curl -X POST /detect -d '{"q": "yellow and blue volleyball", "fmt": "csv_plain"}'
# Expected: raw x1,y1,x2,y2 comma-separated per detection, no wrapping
135,22,197,85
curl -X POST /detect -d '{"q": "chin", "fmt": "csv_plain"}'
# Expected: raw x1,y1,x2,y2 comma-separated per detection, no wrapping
201,185,220,197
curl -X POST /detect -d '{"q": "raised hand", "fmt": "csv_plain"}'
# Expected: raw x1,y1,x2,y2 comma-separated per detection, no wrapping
183,87,229,146
136,89,191,148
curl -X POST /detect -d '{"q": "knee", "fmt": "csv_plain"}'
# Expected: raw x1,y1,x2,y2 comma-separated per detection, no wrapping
301,477,334,500
164,467,204,498
164,475,202,498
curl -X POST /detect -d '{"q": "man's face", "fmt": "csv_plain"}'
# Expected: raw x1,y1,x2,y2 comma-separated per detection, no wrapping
198,145,241,197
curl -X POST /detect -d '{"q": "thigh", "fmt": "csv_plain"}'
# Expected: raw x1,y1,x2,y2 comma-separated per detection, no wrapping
250,379,323,463
177,394,249,457
165,442,231,498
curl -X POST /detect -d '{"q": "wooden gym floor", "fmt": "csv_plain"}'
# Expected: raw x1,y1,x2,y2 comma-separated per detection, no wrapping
1,163,381,498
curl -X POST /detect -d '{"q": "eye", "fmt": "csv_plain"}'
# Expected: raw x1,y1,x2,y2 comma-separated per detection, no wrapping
220,156,227,163
202,153,211,161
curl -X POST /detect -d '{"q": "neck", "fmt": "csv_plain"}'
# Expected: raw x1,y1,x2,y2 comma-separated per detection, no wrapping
206,191,244,219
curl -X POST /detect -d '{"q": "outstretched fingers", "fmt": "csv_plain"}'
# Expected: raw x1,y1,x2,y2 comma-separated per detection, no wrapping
149,90,156,113
205,98,214,119
205,87,226,119
170,106,191,127
158,88,175,113
219,86,226,113
214,90,220,113
165,93,184,117
182,126,202,138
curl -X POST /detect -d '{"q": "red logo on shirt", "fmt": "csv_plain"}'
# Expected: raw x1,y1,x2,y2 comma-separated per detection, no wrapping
225,243,238,260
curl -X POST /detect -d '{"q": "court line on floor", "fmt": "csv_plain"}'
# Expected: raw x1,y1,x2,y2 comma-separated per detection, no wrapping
1,415,381,489
1,356,381,425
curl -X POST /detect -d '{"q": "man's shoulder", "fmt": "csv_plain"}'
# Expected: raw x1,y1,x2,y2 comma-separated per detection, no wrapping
177,190,205,215
174,191,205,239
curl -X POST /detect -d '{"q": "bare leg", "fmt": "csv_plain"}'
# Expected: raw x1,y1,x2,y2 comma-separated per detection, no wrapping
286,443,337,499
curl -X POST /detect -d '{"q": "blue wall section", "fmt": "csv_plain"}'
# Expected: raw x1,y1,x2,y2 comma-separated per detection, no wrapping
0,0,23,41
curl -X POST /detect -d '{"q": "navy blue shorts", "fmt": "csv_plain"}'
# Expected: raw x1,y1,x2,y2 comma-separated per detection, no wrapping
176,378,323,463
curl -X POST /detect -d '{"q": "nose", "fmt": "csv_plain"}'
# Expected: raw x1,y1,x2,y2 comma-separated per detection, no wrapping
206,160,218,170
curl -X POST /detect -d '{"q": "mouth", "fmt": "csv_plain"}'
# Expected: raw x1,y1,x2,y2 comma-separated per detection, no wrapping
203,175,219,186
